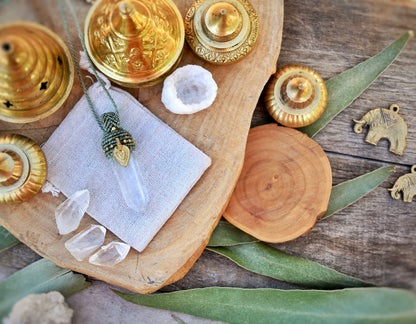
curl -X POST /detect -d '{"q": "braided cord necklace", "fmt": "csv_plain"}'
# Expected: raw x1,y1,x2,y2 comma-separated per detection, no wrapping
57,0,135,167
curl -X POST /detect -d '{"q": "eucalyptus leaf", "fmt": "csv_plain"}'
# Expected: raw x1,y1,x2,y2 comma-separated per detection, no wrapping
0,226,20,253
208,221,258,247
208,242,371,289
323,165,395,219
0,258,90,320
299,31,413,137
115,287,416,324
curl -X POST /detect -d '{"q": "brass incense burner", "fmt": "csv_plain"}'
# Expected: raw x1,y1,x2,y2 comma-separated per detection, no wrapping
0,22,74,123
184,0,259,64
84,0,184,87
0,134,47,204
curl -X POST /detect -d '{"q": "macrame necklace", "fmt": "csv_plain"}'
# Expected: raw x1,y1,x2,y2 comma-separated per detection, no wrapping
57,0,134,167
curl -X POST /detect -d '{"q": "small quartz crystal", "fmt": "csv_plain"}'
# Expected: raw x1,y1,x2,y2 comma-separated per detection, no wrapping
161,64,217,114
55,189,90,235
65,224,106,261
89,241,130,267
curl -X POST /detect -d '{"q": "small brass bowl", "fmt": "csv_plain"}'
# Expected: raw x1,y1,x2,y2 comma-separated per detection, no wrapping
0,134,47,205
0,22,74,123
84,0,185,87
264,65,328,128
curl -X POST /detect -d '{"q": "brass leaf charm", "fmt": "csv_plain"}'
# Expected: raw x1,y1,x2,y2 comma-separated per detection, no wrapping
113,138,130,167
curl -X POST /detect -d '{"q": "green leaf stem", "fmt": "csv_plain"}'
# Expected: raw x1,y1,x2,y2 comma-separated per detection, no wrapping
0,259,90,320
299,31,413,137
116,287,416,324
0,227,20,253
323,165,395,219
208,242,371,289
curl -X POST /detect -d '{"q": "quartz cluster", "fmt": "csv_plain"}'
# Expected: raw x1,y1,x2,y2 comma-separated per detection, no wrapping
5,291,73,324
161,65,217,114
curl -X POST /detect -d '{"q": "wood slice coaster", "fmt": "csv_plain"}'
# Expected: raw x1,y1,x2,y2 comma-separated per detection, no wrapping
224,124,332,243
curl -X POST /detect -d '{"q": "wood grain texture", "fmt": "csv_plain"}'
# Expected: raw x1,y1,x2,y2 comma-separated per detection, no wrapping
224,125,332,243
0,0,284,293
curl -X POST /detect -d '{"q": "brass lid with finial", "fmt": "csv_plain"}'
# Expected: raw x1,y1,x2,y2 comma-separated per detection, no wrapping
0,22,74,123
0,134,47,205
184,0,259,64
264,65,328,128
84,0,184,87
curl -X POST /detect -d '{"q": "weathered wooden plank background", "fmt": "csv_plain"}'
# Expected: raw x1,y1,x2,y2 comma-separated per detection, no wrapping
1,0,415,323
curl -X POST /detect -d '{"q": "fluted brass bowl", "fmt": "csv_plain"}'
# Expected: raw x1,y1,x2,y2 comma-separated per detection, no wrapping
84,0,184,87
0,134,47,205
0,22,74,123
264,65,328,128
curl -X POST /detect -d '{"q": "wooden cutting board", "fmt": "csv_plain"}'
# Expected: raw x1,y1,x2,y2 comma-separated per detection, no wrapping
0,0,283,293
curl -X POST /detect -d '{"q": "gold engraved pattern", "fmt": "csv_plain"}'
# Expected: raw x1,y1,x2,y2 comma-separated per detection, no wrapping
185,0,259,64
85,0,184,87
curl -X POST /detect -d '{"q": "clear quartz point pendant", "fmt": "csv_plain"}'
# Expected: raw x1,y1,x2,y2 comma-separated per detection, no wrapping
111,153,149,214
101,112,149,213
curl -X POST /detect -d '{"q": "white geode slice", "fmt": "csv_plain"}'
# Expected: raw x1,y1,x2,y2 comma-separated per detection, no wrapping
55,189,90,235
89,241,130,267
65,224,106,261
5,291,73,324
161,64,218,114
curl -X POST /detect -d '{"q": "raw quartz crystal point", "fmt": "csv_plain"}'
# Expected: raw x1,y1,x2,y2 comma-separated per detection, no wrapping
55,189,90,235
111,154,149,214
65,224,106,261
89,241,130,267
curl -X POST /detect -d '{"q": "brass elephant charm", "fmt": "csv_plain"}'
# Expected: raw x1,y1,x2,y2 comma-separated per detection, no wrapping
353,104,407,155
389,165,416,203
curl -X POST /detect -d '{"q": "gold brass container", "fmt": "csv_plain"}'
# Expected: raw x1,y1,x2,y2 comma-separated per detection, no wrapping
184,0,259,64
0,134,47,205
0,22,74,123
264,65,328,128
85,0,185,87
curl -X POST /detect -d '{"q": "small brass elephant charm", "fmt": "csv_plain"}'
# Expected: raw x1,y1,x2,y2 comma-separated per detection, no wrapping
389,165,416,203
353,104,407,155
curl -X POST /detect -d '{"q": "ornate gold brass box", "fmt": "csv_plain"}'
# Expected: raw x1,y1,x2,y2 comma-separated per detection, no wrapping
184,0,259,64
84,0,185,87
0,22,74,123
